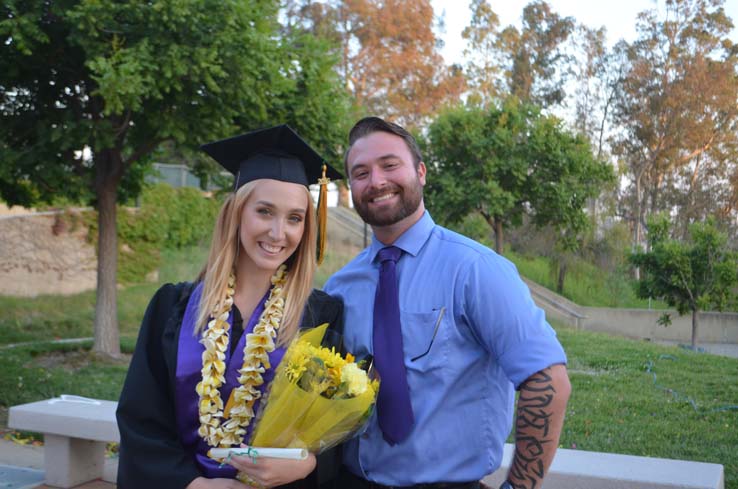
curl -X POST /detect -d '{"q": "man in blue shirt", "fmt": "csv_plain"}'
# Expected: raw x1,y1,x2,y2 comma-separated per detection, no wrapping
324,117,571,489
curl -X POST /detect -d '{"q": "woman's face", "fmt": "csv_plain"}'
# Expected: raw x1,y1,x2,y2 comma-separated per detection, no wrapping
239,179,309,274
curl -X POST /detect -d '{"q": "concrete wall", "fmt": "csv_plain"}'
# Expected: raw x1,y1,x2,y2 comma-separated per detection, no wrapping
0,211,96,297
524,277,738,345
580,306,738,344
0,207,361,298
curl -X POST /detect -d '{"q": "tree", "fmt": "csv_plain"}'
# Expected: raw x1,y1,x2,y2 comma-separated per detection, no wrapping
0,0,349,356
525,113,615,291
461,0,504,106
425,101,526,253
425,99,613,292
570,25,624,160
286,0,465,128
153,29,351,193
631,215,738,348
462,0,574,108
611,0,738,252
268,30,351,165
501,0,575,106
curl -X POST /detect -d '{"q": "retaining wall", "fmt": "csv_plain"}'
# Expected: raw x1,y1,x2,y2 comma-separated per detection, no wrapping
0,211,96,297
580,306,738,343
524,278,738,345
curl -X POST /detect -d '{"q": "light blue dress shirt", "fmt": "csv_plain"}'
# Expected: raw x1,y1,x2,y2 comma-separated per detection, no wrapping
324,212,567,486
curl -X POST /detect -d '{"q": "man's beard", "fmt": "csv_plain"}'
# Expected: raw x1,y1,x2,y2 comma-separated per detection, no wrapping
352,179,423,227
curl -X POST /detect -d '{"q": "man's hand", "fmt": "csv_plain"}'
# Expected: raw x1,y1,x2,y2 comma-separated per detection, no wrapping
507,364,571,489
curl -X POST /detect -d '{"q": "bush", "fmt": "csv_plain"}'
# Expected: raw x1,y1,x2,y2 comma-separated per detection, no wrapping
117,207,164,284
86,184,220,284
142,184,221,249
169,187,221,248
442,212,494,248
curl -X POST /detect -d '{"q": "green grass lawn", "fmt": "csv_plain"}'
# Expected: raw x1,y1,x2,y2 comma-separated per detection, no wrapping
555,326,738,487
1,244,736,486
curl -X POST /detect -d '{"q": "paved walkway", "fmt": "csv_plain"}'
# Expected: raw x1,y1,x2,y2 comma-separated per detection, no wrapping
0,338,94,351
34,483,114,489
652,340,738,359
0,437,115,488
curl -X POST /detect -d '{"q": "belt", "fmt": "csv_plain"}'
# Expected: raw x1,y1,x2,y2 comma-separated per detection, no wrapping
338,466,480,489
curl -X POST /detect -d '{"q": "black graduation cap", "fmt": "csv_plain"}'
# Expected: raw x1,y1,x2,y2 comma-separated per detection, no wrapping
200,124,342,190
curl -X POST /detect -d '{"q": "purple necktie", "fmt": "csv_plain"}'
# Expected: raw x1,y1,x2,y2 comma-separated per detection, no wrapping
373,246,414,445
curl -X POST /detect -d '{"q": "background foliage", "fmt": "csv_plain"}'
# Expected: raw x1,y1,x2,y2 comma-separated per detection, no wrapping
81,184,220,284
1,0,737,351
0,0,350,355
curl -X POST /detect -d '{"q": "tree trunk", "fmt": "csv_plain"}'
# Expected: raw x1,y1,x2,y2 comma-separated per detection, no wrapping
691,309,699,349
480,212,504,254
337,181,350,208
93,151,122,358
633,174,643,280
588,196,597,230
649,173,663,217
557,260,567,294
683,154,703,238
494,218,504,254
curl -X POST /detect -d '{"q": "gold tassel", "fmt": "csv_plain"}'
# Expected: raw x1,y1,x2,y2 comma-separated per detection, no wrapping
317,164,330,265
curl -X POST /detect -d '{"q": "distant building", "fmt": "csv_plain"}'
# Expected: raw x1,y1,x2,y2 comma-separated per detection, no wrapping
148,163,213,190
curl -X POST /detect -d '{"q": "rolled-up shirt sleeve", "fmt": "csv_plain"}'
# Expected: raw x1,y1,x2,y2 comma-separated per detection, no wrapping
459,253,567,389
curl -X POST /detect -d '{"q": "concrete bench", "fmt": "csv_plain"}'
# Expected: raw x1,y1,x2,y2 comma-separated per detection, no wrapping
483,444,724,489
8,395,119,488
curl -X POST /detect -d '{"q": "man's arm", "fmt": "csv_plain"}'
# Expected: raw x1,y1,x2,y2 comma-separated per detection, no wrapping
506,364,571,489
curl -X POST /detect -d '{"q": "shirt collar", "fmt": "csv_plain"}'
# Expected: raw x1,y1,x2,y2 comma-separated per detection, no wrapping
368,211,435,263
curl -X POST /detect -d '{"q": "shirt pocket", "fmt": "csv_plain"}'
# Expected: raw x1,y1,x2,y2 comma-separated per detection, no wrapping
399,308,449,373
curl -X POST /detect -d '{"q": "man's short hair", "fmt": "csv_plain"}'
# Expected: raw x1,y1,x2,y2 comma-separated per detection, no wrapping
344,117,423,177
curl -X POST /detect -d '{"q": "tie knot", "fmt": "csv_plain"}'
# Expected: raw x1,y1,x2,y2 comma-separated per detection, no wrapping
378,246,402,264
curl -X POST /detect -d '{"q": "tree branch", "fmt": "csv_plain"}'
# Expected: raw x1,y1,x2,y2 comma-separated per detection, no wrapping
123,138,165,169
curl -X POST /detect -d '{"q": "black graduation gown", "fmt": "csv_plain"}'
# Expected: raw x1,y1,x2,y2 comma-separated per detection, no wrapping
116,282,344,489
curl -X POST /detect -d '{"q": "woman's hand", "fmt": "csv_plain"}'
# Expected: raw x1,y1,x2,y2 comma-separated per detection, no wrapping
227,451,317,488
186,476,251,489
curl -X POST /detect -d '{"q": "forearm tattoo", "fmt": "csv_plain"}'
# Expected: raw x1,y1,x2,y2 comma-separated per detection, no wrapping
509,368,556,489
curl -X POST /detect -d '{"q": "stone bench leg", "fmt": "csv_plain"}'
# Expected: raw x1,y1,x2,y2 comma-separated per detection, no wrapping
43,434,106,488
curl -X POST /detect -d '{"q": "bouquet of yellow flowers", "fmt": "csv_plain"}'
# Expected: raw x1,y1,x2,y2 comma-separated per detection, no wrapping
248,323,379,453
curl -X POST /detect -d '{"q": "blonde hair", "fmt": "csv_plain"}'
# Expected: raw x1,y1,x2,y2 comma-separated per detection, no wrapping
196,180,317,347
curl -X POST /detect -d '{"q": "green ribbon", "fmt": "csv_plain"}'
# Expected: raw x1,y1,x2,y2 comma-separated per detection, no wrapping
218,446,260,467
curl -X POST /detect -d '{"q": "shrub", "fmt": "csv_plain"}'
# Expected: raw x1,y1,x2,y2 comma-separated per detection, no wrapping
86,183,220,284
167,186,221,248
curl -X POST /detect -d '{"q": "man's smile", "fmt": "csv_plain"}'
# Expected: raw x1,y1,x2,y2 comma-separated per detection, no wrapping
370,192,398,203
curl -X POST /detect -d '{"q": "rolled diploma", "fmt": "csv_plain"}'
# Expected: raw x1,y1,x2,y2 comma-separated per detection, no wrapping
209,447,308,460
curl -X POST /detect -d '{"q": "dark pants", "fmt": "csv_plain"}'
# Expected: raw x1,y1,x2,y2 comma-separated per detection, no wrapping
336,466,481,489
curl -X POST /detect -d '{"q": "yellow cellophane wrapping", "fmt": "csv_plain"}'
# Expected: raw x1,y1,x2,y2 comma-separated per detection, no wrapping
249,324,377,453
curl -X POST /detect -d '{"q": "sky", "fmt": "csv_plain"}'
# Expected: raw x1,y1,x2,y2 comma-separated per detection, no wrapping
431,0,738,65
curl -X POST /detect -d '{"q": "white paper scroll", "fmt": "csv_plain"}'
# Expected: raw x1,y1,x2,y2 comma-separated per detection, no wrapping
209,447,308,460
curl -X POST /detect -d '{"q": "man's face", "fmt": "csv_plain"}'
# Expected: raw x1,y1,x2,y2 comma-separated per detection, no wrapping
346,131,426,227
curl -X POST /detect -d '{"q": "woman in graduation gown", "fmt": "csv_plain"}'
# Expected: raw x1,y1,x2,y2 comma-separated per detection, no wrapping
116,125,344,489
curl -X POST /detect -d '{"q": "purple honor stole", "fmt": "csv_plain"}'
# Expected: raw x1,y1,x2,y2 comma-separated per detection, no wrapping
175,283,287,478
